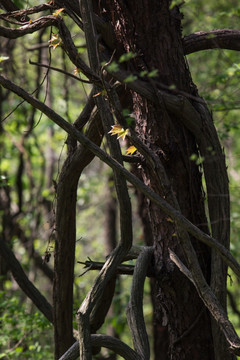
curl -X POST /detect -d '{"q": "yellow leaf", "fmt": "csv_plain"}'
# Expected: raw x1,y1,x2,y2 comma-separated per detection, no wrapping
48,33,62,49
166,217,174,223
126,145,137,155
108,124,129,140
53,8,65,17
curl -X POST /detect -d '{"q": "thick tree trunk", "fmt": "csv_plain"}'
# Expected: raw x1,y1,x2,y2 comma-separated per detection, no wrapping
93,1,217,358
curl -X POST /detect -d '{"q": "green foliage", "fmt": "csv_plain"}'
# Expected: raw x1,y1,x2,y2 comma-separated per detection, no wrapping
119,52,137,63
0,292,53,359
123,74,138,83
105,61,119,73
12,0,26,9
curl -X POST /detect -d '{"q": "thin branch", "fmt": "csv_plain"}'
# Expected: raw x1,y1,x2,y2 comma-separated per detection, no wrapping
183,29,240,55
29,60,93,84
78,260,135,276
0,3,55,20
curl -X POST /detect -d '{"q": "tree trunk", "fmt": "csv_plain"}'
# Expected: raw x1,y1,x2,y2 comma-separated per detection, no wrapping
93,1,219,358
53,112,103,358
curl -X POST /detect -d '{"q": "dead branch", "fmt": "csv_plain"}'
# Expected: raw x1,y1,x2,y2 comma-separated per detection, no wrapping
78,260,135,276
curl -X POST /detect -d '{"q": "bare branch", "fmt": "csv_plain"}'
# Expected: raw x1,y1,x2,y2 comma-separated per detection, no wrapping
0,16,57,39
0,3,55,19
183,29,240,55
78,260,135,275
29,60,92,84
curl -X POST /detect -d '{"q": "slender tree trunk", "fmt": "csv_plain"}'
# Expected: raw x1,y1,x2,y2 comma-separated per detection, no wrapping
53,113,103,358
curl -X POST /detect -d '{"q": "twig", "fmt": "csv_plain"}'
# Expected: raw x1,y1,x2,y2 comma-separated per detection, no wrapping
29,60,93,84
78,260,135,276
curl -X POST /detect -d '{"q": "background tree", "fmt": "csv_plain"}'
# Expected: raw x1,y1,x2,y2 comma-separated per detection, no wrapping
1,1,240,359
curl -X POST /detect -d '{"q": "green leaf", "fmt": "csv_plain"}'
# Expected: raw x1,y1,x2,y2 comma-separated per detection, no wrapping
147,69,159,78
106,61,119,73
119,52,137,63
124,74,138,83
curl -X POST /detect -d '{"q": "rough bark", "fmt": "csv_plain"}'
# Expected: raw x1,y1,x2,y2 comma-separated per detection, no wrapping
92,1,226,359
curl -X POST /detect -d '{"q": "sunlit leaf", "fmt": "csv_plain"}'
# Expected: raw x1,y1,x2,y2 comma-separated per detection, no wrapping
108,124,129,140
93,90,107,97
0,56,9,62
53,8,65,17
48,33,62,49
73,67,82,75
126,145,137,155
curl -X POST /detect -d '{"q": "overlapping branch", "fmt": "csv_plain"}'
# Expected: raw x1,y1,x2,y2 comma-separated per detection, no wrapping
76,1,133,358
0,16,57,39
0,75,239,285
